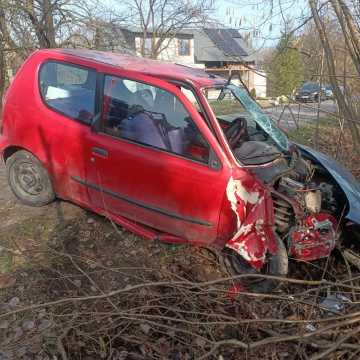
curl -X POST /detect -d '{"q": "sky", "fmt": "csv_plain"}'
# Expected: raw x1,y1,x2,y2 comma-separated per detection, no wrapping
105,0,310,50
216,0,309,49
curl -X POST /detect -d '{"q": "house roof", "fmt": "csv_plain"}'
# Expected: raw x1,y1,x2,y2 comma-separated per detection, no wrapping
194,29,256,63
46,48,227,87
203,29,248,57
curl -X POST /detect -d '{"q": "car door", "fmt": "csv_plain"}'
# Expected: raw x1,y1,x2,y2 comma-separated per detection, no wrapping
85,71,229,243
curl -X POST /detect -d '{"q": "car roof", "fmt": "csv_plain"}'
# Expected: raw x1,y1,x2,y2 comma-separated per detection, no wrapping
38,48,226,87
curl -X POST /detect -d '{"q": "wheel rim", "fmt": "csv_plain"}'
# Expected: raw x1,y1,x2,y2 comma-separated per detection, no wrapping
12,161,44,196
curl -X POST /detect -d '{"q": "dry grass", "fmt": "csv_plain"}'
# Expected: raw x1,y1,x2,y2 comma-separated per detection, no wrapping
1,115,360,359
1,214,360,359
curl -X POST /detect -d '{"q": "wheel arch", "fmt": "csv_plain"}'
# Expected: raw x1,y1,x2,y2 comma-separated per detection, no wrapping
3,145,28,163
3,146,55,188
5,147,56,206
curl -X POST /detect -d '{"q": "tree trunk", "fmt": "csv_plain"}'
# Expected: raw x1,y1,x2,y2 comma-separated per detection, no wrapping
43,0,56,48
0,45,5,112
330,0,360,76
309,0,360,150
24,0,56,48
94,25,102,50
0,6,7,111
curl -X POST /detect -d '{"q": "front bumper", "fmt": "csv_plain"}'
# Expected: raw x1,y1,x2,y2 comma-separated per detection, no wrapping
296,95,313,102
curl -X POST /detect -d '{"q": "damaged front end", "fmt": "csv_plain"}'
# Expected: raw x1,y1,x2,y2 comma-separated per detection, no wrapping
225,176,278,269
205,84,358,288
224,145,342,270
255,145,342,262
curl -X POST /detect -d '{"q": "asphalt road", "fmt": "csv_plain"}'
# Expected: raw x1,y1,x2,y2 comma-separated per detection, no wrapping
265,100,338,129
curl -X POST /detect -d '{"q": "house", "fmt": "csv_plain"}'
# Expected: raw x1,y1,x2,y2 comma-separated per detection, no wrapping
117,27,267,97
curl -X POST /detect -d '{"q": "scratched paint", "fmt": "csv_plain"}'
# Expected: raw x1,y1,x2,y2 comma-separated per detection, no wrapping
225,177,275,269
289,213,338,261
226,176,259,228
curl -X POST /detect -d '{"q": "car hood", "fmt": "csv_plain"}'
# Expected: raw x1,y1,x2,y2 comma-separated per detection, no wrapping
297,144,360,224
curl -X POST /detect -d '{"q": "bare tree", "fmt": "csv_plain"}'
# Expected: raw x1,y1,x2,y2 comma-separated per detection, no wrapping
309,0,360,149
5,0,60,48
126,0,214,58
330,0,360,78
0,0,116,51
0,2,12,108
0,44,5,112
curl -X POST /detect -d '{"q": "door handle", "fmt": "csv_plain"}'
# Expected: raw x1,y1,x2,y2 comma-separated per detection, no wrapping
92,147,108,157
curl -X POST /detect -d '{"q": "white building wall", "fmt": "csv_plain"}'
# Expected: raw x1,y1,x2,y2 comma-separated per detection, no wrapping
253,70,267,98
135,36,204,69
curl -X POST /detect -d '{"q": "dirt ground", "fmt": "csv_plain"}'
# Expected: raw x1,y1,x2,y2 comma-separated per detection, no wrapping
0,162,228,359
1,162,360,360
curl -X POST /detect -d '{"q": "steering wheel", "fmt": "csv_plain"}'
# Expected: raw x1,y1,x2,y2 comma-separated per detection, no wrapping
225,117,249,148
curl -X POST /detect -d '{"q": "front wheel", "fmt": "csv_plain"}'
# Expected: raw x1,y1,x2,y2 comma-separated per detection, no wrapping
220,235,288,293
6,150,55,207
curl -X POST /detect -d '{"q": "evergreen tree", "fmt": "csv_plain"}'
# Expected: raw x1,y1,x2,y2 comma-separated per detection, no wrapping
267,34,304,97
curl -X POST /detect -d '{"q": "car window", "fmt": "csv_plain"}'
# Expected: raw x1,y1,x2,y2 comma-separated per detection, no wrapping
204,88,249,116
301,83,320,92
39,61,97,124
102,75,210,163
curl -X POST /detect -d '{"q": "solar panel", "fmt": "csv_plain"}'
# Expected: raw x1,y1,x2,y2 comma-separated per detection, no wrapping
204,29,248,57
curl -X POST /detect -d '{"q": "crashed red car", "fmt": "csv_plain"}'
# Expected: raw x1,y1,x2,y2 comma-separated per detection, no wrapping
1,49,360,291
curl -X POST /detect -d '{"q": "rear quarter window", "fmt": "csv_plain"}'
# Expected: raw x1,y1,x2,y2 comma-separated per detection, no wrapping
39,61,97,124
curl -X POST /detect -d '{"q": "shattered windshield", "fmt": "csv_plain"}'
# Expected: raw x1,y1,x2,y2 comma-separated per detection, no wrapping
204,85,289,151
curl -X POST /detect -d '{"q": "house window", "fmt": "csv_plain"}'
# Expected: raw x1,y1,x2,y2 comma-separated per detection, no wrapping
178,39,190,56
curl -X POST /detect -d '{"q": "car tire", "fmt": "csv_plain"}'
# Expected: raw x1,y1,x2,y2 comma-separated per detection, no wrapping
6,150,55,207
220,235,288,293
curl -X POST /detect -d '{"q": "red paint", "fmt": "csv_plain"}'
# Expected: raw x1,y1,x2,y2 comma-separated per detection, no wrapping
0,50,229,244
225,178,278,269
0,49,337,275
289,213,338,261
227,283,245,300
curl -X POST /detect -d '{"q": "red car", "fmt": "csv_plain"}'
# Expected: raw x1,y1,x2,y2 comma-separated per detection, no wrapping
1,49,359,291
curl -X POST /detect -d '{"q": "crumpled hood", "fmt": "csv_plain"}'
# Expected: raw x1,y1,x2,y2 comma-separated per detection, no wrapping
297,144,360,225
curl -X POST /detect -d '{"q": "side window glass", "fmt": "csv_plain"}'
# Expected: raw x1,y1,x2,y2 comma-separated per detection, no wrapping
102,75,210,163
39,61,96,124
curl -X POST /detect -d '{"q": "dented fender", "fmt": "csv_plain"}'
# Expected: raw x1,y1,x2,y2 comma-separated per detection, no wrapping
225,176,278,270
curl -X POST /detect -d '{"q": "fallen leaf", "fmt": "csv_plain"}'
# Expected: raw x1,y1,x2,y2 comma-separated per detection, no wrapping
0,274,16,289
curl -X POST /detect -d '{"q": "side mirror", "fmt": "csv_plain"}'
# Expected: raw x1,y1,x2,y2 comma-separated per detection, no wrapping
91,113,101,133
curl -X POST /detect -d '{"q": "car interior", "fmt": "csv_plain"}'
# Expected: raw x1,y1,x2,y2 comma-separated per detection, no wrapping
39,62,211,163
102,77,209,162
40,62,97,124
